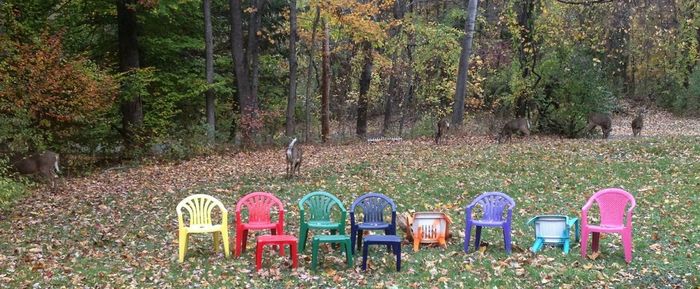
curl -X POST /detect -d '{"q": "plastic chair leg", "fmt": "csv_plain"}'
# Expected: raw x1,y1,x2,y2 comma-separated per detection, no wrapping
591,232,601,253
222,229,230,258
299,226,308,252
290,242,298,269
344,241,353,268
531,238,544,253
311,239,320,271
622,230,633,263
242,229,249,253
394,244,401,272
463,223,471,253
213,231,220,253
361,243,369,271
503,225,512,255
474,226,482,251
178,231,188,263
580,229,589,258
255,242,264,271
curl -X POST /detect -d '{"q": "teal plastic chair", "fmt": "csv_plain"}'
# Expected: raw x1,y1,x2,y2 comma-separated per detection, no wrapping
298,191,347,251
527,215,579,254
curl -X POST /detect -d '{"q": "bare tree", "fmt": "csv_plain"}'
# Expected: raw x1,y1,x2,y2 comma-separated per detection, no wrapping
286,0,298,137
452,0,479,127
204,0,215,141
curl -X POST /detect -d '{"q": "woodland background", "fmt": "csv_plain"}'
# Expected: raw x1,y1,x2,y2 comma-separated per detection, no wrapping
1,0,699,160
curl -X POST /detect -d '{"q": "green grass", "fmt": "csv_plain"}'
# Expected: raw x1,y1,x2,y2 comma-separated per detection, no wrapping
0,136,699,288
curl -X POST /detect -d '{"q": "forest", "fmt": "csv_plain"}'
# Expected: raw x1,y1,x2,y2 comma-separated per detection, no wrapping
1,1,700,288
1,0,698,159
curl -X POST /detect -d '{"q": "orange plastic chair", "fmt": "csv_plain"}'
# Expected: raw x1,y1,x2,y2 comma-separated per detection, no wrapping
176,194,230,263
411,212,452,252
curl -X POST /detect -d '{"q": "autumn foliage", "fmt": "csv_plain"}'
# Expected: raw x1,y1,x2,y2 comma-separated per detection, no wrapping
0,33,117,149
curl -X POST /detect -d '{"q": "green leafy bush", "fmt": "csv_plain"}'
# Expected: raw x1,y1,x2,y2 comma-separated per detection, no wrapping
0,158,27,210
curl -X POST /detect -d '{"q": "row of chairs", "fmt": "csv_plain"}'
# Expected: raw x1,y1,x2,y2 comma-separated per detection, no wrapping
177,188,636,270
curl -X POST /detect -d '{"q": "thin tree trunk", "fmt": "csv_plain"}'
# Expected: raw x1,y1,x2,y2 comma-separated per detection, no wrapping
286,0,298,137
117,0,143,149
452,0,478,127
356,41,373,138
383,0,405,136
304,6,320,142
204,0,215,141
320,18,331,142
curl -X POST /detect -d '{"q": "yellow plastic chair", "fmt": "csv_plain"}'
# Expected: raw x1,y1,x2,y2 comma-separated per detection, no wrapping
177,194,230,263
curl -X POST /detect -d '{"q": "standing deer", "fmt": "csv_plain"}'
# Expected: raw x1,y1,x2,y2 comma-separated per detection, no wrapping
497,118,530,144
631,108,646,137
11,151,61,188
585,112,613,139
286,138,303,178
434,118,450,145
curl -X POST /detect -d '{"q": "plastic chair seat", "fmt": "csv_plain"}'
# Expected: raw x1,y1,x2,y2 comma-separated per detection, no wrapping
471,220,507,227
357,222,391,230
587,224,626,232
258,235,298,243
364,235,401,243
308,221,341,229
314,235,351,242
184,224,223,234
241,222,279,230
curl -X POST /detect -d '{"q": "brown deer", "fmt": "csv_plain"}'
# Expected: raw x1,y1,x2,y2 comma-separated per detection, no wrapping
11,151,61,188
631,108,646,137
497,118,530,144
585,112,612,139
434,118,450,145
286,138,303,178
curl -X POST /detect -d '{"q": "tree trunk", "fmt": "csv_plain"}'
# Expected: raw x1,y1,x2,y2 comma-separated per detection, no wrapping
320,19,331,142
204,0,215,141
514,0,536,118
382,0,405,136
117,0,143,148
229,0,255,144
451,0,478,127
304,6,320,142
285,0,298,137
356,41,373,138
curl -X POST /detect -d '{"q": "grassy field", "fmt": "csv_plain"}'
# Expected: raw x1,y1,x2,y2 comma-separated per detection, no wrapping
0,136,699,288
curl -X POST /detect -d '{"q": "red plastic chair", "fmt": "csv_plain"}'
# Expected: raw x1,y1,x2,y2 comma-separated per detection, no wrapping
235,192,285,257
581,188,636,263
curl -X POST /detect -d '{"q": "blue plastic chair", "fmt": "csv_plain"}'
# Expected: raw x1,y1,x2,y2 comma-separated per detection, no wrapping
350,192,397,254
463,192,515,254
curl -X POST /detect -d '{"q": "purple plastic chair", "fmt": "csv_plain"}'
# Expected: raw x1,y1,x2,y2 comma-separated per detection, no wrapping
463,192,515,254
350,192,397,254
581,188,636,263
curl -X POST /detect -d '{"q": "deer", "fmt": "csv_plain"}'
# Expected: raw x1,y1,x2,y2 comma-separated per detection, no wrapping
585,112,612,139
285,138,303,179
10,151,61,188
434,118,450,145
631,108,646,137
497,118,530,144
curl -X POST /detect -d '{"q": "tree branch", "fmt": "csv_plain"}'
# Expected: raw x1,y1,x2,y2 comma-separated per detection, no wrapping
555,0,613,5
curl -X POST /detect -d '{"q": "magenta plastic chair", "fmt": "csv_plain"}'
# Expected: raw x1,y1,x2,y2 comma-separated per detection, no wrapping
580,188,636,263
463,192,515,254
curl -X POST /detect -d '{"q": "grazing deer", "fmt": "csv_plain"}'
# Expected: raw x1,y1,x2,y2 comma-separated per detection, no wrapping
434,118,450,145
585,112,612,139
631,108,646,137
11,151,61,188
497,118,531,144
285,138,303,178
